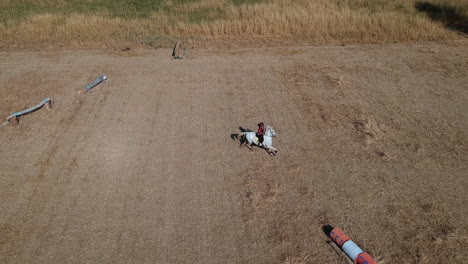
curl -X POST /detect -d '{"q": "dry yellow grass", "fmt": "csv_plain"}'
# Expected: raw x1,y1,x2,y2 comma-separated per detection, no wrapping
0,0,466,49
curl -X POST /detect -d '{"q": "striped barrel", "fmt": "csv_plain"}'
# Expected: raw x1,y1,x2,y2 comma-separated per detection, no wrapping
323,224,376,264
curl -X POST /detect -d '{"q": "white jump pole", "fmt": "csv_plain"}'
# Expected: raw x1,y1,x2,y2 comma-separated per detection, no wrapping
3,98,52,126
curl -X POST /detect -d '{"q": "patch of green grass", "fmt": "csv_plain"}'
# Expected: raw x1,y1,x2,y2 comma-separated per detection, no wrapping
335,0,408,13
0,0,167,22
0,0,241,24
175,0,261,23
0,0,348,26
186,7,225,23
231,0,263,6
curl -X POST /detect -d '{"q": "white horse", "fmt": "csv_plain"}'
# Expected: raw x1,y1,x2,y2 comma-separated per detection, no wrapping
238,126,278,155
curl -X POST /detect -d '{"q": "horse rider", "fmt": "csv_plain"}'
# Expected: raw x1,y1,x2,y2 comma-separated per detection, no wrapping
257,122,265,146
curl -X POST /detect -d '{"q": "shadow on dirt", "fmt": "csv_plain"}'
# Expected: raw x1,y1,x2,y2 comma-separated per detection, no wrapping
239,126,253,132
415,1,468,34
230,127,252,143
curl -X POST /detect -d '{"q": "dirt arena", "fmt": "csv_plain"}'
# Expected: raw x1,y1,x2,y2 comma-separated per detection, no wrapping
1,42,467,263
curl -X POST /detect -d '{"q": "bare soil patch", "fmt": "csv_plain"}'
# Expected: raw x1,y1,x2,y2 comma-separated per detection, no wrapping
0,42,467,263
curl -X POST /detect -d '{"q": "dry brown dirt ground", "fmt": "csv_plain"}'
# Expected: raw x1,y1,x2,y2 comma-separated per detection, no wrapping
1,42,467,264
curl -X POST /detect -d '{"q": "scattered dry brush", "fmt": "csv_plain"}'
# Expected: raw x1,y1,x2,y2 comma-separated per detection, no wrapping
0,0,466,49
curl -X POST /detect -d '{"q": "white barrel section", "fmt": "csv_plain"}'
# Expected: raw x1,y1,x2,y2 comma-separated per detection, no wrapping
342,240,364,261
82,75,107,93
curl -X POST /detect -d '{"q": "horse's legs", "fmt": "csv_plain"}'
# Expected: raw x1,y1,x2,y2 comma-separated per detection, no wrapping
239,135,248,149
265,146,277,156
242,138,253,150
247,143,253,150
240,141,252,150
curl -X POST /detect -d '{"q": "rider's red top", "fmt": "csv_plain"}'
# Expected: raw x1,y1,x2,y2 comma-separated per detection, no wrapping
257,126,265,135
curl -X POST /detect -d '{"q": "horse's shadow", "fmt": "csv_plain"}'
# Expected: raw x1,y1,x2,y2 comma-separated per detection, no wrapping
230,127,253,145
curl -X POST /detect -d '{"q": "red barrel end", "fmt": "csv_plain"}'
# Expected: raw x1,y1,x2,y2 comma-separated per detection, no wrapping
356,252,377,264
329,227,351,248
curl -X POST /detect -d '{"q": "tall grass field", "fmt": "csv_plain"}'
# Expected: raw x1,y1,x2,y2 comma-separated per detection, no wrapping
0,0,467,49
